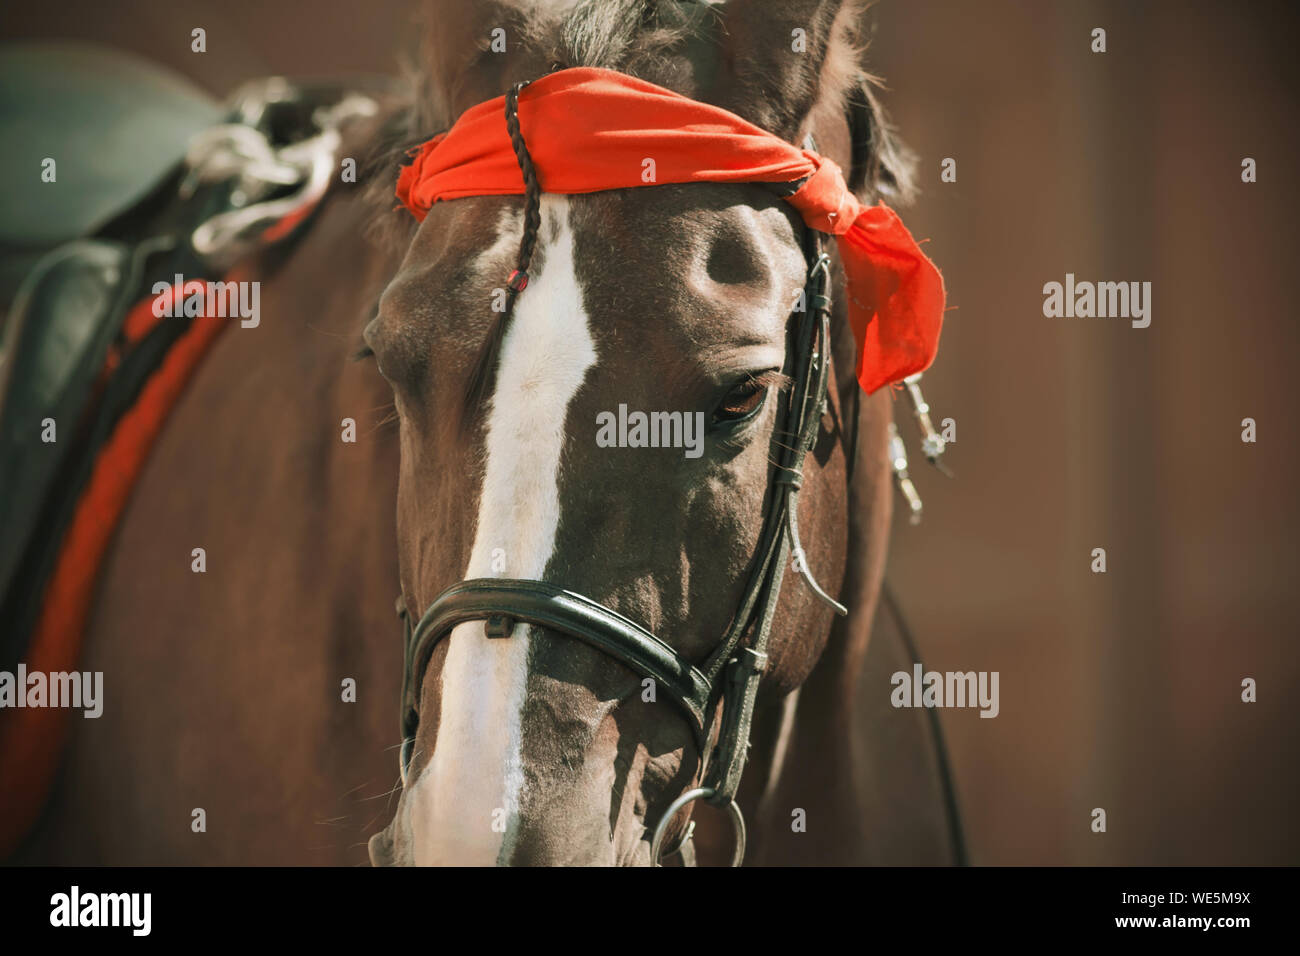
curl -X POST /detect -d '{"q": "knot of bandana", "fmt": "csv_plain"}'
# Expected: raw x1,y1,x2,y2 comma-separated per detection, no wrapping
395,67,945,394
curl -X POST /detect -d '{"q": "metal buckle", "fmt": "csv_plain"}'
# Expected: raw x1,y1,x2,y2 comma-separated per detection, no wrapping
888,420,924,525
888,372,953,524
806,251,832,303
902,372,950,471
484,614,516,639
649,787,746,867
736,647,768,675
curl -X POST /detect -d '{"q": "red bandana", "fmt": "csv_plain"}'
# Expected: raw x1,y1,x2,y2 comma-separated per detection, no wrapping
396,67,944,394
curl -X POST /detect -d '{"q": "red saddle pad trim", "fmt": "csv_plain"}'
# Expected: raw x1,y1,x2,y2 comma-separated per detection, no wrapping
0,274,239,858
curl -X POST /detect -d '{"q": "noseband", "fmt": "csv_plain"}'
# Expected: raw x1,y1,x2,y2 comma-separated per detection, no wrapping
394,81,849,866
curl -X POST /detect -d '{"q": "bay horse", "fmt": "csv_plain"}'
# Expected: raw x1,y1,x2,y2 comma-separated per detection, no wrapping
15,0,961,866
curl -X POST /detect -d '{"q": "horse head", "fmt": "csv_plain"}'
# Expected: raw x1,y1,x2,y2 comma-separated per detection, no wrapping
367,0,915,866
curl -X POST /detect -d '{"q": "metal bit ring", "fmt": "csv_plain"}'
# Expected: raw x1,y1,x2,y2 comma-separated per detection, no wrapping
649,787,746,867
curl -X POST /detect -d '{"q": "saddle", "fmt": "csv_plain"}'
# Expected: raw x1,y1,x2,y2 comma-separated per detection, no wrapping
0,43,222,299
0,42,385,855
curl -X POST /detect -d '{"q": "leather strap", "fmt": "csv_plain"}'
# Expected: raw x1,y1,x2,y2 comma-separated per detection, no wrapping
701,229,835,804
402,579,712,751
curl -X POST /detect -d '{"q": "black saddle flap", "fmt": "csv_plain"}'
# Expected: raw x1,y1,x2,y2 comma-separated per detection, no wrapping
0,239,131,652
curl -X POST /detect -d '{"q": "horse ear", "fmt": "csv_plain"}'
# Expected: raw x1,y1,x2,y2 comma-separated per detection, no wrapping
847,75,917,205
415,0,543,127
707,0,855,141
708,0,915,203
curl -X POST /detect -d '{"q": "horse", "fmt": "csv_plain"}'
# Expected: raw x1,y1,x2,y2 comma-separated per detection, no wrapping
13,0,962,866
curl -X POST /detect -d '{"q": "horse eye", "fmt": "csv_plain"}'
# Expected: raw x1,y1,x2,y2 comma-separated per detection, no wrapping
713,378,768,424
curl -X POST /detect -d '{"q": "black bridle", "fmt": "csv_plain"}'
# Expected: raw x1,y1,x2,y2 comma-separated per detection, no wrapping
394,81,849,866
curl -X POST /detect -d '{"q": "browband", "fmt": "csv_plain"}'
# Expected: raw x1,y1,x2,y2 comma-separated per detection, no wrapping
394,66,945,394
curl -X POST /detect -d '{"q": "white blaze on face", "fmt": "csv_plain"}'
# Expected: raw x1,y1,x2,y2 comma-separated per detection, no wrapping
408,197,597,865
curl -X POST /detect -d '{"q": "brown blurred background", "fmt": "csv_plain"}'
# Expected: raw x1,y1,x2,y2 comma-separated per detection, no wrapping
3,0,1296,865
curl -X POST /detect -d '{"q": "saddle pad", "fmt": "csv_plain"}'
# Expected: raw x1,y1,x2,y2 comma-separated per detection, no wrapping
0,275,238,858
